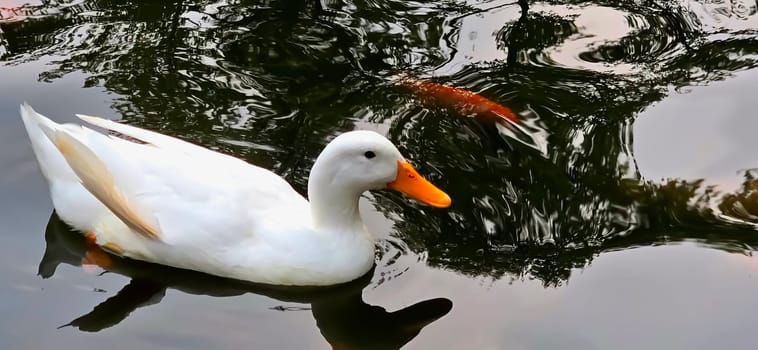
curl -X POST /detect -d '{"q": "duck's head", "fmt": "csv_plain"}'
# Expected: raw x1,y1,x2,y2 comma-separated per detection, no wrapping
309,130,451,208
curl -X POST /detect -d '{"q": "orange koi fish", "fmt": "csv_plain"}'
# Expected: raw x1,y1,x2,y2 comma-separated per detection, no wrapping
398,76,549,155
398,77,519,123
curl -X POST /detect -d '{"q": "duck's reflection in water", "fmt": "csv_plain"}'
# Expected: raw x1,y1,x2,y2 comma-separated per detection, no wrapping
39,212,452,349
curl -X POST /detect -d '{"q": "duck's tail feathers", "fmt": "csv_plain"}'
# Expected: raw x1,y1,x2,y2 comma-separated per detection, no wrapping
19,103,81,183
20,104,161,240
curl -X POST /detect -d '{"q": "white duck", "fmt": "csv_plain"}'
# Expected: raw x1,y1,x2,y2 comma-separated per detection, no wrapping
20,103,450,286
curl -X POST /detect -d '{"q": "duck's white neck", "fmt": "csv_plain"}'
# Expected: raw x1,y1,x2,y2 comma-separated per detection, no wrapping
307,164,366,234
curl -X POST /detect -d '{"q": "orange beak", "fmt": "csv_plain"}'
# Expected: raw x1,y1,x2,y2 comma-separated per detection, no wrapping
387,160,451,208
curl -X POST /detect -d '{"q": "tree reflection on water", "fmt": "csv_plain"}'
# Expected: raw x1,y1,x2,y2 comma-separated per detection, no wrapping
2,0,758,287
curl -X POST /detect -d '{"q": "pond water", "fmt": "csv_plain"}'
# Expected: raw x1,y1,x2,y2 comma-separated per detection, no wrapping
2,0,758,349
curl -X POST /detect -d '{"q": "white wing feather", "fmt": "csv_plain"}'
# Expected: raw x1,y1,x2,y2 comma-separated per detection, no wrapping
43,113,310,247
45,129,161,240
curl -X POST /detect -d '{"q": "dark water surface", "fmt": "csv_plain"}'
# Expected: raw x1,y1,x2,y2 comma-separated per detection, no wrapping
2,0,758,349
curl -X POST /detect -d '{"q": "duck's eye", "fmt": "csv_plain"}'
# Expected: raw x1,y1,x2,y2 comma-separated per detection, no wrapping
364,151,376,159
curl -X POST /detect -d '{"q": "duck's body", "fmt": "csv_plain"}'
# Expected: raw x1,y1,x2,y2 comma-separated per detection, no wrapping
20,104,450,286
